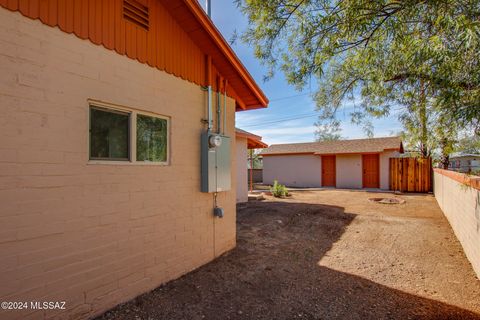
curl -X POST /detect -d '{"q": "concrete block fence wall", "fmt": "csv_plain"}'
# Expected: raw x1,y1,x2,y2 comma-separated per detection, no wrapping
434,169,480,279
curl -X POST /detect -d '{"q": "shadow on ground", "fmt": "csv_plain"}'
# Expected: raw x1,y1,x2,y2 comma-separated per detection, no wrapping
96,201,480,320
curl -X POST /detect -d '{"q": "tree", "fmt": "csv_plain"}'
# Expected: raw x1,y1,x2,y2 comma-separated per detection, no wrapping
456,132,480,154
433,112,459,169
236,0,480,144
315,120,342,141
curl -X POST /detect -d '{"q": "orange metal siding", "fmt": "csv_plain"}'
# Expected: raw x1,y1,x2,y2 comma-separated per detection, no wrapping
1,0,208,85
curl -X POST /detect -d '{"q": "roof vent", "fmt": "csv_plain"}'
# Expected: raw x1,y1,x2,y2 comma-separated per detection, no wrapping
123,0,149,31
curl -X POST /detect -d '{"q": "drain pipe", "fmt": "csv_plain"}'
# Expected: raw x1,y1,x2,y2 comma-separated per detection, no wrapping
206,55,213,131
216,77,221,134
223,79,227,135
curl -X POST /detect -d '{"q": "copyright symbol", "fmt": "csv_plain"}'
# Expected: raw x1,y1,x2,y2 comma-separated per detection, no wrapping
1,302,7,309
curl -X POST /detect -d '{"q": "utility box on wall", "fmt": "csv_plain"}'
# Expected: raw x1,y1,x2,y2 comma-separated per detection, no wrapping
201,131,231,193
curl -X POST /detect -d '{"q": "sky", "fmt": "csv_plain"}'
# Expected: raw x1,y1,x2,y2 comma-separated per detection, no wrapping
201,1,403,145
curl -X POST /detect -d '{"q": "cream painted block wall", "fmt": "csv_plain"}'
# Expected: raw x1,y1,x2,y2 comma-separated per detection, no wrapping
0,9,237,320
336,155,362,189
263,151,396,189
236,136,248,203
380,151,398,190
434,172,480,279
263,155,322,187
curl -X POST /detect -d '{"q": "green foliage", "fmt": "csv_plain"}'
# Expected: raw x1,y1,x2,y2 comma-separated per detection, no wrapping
248,149,264,169
315,120,343,141
90,108,129,160
237,0,480,138
456,133,480,154
136,115,167,162
270,180,289,198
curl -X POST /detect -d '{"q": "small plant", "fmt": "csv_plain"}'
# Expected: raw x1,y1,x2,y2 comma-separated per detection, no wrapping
270,180,289,198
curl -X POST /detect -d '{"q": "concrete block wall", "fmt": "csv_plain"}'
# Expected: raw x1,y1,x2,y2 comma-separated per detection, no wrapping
336,155,362,189
434,169,480,279
235,136,248,203
263,154,322,188
379,150,398,190
0,8,237,320
263,151,396,189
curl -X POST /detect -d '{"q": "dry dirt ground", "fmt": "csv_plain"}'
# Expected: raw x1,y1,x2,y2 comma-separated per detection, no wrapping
96,190,480,320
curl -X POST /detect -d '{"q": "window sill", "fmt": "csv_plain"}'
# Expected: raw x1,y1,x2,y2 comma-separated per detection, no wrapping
87,160,170,166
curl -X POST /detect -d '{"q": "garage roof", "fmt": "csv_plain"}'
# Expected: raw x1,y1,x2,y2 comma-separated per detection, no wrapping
262,137,403,156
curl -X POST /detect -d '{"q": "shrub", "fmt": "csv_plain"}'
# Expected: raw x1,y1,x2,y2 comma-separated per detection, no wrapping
271,180,289,198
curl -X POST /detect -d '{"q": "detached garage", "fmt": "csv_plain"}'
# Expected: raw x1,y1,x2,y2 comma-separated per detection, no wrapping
262,137,403,190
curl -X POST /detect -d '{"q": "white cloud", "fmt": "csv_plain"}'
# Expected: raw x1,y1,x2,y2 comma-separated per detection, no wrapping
235,112,270,127
244,125,316,145
252,125,317,136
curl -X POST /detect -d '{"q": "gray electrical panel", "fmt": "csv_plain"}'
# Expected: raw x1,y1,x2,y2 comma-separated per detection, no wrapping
201,132,231,193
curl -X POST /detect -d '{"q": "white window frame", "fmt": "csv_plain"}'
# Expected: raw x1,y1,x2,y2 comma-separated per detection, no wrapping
87,99,170,166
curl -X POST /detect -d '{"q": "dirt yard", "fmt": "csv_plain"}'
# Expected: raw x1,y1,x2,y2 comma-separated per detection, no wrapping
96,190,480,320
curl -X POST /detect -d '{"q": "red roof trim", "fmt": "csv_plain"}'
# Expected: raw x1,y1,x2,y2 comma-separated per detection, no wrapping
236,128,268,149
182,0,268,109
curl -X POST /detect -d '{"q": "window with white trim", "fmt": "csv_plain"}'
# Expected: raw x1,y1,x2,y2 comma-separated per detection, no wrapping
89,103,169,164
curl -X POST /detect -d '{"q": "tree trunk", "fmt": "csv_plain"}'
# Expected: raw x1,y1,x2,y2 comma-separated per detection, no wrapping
439,138,450,169
419,80,428,157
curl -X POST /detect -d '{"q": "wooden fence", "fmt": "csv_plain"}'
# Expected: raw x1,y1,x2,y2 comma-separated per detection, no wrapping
389,157,432,192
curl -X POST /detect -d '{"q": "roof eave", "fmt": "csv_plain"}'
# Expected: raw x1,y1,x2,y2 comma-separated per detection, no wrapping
183,0,268,109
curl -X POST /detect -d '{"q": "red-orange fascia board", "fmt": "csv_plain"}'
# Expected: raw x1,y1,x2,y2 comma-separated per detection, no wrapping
263,151,397,156
247,139,268,149
235,131,262,141
235,130,267,149
314,152,383,156
262,152,315,157
180,0,268,110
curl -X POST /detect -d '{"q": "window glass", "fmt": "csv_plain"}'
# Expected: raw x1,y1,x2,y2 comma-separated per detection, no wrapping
90,107,130,160
136,114,167,162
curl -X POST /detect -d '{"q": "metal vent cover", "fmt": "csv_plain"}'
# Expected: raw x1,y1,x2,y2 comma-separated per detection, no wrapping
123,0,149,31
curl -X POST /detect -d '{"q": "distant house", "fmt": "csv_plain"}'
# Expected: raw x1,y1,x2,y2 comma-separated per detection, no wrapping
0,1,267,319
235,128,267,202
449,153,480,173
262,137,403,189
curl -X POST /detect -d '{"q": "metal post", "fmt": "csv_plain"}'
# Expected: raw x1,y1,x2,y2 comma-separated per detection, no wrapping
223,79,227,135
250,149,254,192
206,0,211,18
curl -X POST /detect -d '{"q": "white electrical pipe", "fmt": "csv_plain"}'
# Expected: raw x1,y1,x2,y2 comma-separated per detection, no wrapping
207,86,212,131
206,0,211,17
223,80,227,135
217,89,221,134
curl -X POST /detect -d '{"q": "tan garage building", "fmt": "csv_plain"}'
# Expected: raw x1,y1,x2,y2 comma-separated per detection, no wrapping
262,137,403,190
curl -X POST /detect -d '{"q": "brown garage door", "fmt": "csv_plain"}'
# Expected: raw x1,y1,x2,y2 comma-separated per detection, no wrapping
322,155,336,187
362,154,380,188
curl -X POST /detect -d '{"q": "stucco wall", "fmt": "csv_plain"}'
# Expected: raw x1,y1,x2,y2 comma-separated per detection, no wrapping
263,155,322,187
434,169,480,279
236,136,248,203
336,155,362,189
263,151,398,190
0,9,236,320
380,151,398,190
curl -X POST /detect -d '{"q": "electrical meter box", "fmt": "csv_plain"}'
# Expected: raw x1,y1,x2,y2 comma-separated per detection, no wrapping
201,132,231,193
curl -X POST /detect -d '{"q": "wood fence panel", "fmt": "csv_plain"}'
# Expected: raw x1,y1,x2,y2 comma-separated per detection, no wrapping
389,158,432,192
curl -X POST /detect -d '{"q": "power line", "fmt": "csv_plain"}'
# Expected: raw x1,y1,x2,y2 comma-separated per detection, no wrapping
268,92,312,103
241,112,319,128
240,105,409,128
